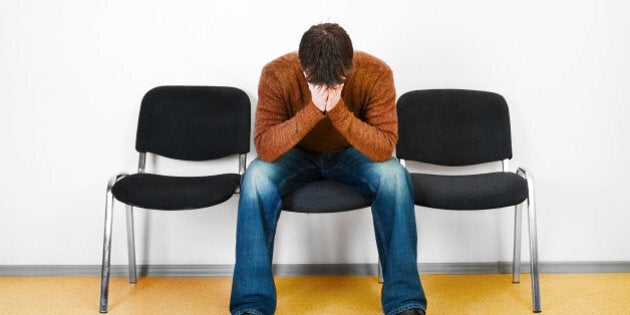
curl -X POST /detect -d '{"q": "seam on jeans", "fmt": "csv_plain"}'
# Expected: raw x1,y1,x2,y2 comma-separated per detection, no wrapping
387,303,426,315
373,202,389,263
366,170,389,265
268,192,283,247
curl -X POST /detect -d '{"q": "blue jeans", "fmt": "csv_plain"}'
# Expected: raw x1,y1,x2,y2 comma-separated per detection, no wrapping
230,147,427,315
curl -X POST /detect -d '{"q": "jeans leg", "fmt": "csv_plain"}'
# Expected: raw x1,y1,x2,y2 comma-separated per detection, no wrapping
324,148,427,315
230,149,321,315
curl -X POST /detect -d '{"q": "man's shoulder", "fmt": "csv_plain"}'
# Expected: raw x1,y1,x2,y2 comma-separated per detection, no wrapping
354,50,389,68
262,52,300,74
353,51,392,74
353,51,392,82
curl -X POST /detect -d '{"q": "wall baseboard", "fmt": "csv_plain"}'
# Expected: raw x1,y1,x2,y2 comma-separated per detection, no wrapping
1,261,629,277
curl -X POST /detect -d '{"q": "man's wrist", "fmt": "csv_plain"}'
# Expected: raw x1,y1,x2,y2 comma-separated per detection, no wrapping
307,101,328,118
326,99,347,121
311,101,327,115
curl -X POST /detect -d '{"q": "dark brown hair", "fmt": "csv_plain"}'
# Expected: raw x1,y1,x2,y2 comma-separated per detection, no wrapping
299,23,354,88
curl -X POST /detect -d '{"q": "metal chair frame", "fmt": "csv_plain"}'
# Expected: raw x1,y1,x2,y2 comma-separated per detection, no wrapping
399,158,541,312
281,181,384,283
99,152,247,313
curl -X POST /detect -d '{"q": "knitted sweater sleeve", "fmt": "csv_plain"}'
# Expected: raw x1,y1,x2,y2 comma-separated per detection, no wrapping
254,66,325,162
326,66,398,162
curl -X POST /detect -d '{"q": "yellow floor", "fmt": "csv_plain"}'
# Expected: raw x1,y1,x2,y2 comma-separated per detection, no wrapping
1,274,629,314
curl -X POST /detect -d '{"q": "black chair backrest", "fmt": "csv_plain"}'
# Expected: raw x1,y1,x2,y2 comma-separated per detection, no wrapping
396,89,512,166
135,86,251,161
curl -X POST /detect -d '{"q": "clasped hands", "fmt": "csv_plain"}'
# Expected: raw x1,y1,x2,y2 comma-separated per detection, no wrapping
308,82,344,115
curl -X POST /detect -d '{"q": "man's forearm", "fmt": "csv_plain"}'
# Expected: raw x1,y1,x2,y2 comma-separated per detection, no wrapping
327,101,397,162
254,103,324,162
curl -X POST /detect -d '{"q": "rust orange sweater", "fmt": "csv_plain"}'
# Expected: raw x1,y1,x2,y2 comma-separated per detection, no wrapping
254,51,398,162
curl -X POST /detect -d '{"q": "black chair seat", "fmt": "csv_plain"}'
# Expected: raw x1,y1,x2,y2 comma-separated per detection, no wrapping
282,180,372,213
410,172,528,210
112,173,240,210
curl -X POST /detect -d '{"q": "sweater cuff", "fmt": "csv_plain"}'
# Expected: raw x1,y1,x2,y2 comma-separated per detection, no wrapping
296,101,326,131
326,99,351,123
303,101,326,120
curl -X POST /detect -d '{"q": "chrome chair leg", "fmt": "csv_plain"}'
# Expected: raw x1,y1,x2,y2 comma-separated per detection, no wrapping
126,205,137,284
512,202,523,283
526,178,541,312
378,259,384,284
99,176,119,313
518,168,542,313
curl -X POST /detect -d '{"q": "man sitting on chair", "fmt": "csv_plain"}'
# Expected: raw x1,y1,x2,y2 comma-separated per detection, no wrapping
230,23,427,315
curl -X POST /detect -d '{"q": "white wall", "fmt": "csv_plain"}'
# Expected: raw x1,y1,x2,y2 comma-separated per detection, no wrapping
1,0,629,266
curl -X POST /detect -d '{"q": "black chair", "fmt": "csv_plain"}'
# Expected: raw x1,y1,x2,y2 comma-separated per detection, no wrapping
282,181,382,281
99,86,251,313
396,89,541,312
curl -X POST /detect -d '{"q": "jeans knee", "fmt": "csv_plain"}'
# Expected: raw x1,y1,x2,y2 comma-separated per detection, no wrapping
373,160,411,190
241,159,278,194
